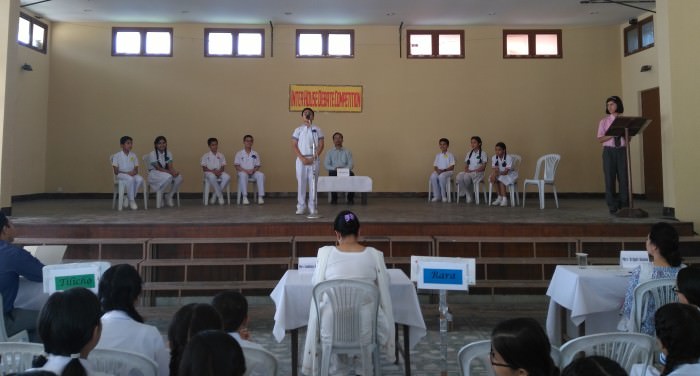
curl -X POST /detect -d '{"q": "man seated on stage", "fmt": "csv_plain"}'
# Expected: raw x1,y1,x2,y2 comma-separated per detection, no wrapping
0,212,44,342
323,132,355,205
234,135,265,205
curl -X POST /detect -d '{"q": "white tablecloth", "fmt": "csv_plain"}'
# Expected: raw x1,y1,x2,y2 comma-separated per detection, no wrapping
270,269,426,349
545,265,630,345
317,176,372,192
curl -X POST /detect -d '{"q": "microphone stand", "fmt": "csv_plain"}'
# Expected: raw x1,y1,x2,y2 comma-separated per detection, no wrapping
307,130,321,219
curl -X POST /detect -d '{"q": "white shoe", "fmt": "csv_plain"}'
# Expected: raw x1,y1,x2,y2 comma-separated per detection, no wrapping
309,210,318,216
500,198,509,207
218,195,224,205
210,194,217,204
242,196,250,205
167,196,175,207
431,197,440,202
441,196,448,202
491,197,502,205
129,200,138,210
466,195,473,204
258,197,264,205
296,208,305,215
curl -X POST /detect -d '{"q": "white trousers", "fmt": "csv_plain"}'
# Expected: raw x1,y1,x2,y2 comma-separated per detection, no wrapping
430,171,453,199
296,158,318,212
116,173,144,201
148,171,183,198
456,171,483,197
204,171,231,197
237,171,265,196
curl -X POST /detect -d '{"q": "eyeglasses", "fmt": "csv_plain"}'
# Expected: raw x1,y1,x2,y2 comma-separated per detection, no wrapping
489,350,514,369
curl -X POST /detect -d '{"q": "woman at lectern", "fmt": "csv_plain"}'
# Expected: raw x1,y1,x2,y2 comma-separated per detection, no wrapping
597,95,628,214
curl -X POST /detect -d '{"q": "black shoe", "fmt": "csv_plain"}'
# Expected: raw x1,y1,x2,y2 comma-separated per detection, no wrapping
609,208,619,214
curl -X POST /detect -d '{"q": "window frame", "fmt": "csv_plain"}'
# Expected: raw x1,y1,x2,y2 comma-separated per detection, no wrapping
18,12,48,54
204,28,265,58
111,27,174,57
406,30,465,59
295,29,355,58
624,16,654,56
502,29,563,59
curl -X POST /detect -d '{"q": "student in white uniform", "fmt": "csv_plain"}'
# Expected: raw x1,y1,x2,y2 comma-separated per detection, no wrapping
292,108,324,215
234,135,265,205
111,136,144,210
429,138,455,202
96,264,170,376
27,288,108,376
147,135,184,208
489,142,518,207
201,137,231,205
455,136,488,204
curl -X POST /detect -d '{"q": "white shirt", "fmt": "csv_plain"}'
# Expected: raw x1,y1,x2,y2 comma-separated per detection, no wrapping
229,332,269,376
96,310,170,376
147,150,173,171
201,151,227,170
492,154,514,172
464,149,488,171
27,355,110,376
111,151,139,173
234,149,261,170
433,152,456,170
292,124,324,156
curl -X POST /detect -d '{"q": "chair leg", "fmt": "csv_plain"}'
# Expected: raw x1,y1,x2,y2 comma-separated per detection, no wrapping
522,183,527,208
143,185,148,210
552,184,559,208
455,182,461,203
118,184,125,211
488,183,493,205
539,182,545,210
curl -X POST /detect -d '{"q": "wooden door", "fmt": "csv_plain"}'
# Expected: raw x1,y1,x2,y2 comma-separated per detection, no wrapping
641,87,663,201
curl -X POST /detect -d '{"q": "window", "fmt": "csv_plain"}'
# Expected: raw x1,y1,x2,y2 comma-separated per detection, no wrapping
624,16,654,56
503,30,562,59
205,28,264,57
296,29,354,58
406,30,464,58
18,13,47,54
112,27,173,56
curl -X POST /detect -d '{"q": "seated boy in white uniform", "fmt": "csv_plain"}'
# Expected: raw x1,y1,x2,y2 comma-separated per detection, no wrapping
234,135,265,205
201,137,231,205
111,135,144,210
429,138,455,202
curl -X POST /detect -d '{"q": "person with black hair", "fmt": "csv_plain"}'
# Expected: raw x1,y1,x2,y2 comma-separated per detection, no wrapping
234,135,266,205
323,132,355,205
147,135,183,208
212,291,271,376
0,212,44,342
302,210,395,376
597,95,628,214
675,266,700,307
429,138,456,203
489,142,518,207
490,317,560,376
201,137,231,205
27,287,107,376
619,222,683,334
561,356,627,376
292,107,325,215
455,136,488,204
630,303,700,376
111,135,144,210
178,330,246,376
95,264,169,376
167,303,223,376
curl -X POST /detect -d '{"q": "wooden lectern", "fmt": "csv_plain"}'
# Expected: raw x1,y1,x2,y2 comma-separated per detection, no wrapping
605,116,652,218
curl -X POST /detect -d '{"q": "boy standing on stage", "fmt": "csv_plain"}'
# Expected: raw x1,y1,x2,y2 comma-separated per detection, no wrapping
292,108,324,215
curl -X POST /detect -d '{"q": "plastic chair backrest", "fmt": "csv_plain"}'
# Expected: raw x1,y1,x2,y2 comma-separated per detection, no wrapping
243,346,278,376
312,279,379,347
0,342,44,374
558,332,655,372
457,339,560,376
509,154,522,173
632,278,678,333
0,294,30,342
89,348,158,376
540,154,561,182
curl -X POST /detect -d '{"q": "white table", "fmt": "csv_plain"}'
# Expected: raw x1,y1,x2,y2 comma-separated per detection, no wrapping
270,269,426,376
317,176,372,204
546,265,631,345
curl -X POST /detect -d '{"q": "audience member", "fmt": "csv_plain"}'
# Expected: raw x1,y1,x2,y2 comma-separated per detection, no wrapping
95,264,169,376
562,355,627,376
429,138,455,202
490,317,559,376
619,222,683,334
167,303,223,376
234,135,266,205
178,330,246,376
674,266,700,307
323,132,355,205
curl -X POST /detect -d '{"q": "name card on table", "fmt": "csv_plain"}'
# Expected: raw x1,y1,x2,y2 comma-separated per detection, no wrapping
43,261,111,294
619,251,649,269
336,168,350,177
298,257,317,273
411,256,475,291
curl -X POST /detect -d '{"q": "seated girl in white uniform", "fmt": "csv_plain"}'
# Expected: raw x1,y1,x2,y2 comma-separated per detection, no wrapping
489,141,518,207
455,136,488,204
147,135,183,208
302,210,395,376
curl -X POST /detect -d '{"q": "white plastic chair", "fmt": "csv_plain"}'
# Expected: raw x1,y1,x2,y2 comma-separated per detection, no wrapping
142,155,180,209
89,348,158,376
237,176,259,204
558,332,655,373
0,342,44,374
522,154,561,209
488,154,521,207
202,175,231,206
0,294,30,343
457,339,560,376
428,174,453,202
243,346,278,376
456,178,487,205
632,278,678,334
312,279,380,376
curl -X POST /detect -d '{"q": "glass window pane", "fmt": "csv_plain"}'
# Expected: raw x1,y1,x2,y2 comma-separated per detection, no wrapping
18,17,30,44
641,21,654,48
506,34,529,55
208,32,233,55
438,34,461,56
409,34,432,56
626,29,639,53
328,34,351,56
32,24,45,49
238,33,262,55
298,33,323,56
145,31,171,54
115,31,141,54
535,34,558,55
